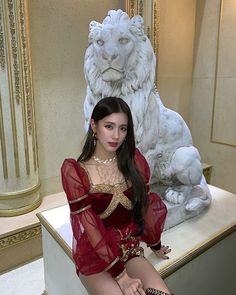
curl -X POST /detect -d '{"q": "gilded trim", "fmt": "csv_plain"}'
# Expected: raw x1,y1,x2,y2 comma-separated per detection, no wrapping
19,0,32,134
0,3,5,70
7,0,20,103
126,0,135,17
0,182,40,199
0,196,41,216
104,257,120,272
210,0,236,147
126,0,160,83
138,0,143,17
70,204,91,215
17,0,30,174
159,222,236,278
0,89,8,178
23,0,38,170
68,194,88,204
3,0,20,177
0,225,41,250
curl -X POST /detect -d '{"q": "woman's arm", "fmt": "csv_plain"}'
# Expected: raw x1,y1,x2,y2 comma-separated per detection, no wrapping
61,159,125,278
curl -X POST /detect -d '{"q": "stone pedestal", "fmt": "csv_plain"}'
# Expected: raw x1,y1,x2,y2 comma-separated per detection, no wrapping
37,186,236,295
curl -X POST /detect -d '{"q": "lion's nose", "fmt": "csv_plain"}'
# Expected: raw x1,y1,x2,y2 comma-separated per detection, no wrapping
102,52,118,62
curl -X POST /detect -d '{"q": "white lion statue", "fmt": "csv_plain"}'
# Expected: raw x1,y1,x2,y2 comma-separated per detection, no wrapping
83,9,211,227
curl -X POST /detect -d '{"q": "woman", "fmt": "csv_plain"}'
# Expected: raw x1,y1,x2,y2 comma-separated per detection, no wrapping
61,97,172,295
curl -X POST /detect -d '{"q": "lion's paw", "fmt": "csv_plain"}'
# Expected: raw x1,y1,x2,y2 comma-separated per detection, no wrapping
165,188,185,204
185,197,204,211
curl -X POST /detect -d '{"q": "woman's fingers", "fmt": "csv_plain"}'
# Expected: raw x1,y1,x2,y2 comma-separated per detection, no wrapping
137,287,146,295
155,245,172,259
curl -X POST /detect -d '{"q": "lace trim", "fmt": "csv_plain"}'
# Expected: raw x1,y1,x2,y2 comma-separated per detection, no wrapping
68,194,88,204
103,257,120,272
70,204,91,215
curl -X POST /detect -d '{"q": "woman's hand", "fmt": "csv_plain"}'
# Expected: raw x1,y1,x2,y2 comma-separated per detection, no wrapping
116,270,146,295
154,245,171,259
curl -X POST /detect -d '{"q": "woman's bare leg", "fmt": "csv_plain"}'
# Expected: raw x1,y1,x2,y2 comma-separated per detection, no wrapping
80,271,123,295
125,257,171,293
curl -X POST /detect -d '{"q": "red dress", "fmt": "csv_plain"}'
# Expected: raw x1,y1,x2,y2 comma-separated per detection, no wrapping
61,149,167,278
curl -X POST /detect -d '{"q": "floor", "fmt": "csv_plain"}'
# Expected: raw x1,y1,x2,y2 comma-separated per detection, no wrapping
0,191,67,295
0,258,45,295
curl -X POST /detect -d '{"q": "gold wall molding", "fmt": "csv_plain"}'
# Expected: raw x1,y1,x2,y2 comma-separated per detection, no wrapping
3,0,20,177
0,90,8,178
0,225,41,250
126,0,160,83
0,3,5,70
211,0,236,147
7,0,20,103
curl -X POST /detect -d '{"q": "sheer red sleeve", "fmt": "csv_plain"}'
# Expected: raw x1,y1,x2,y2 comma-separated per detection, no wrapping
61,159,124,277
134,149,167,247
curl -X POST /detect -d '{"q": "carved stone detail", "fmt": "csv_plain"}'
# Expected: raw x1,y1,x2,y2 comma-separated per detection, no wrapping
19,0,32,133
0,4,5,70
8,0,20,102
0,225,41,250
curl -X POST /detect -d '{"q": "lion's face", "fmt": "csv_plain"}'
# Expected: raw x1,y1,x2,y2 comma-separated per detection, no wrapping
84,10,156,98
91,23,136,82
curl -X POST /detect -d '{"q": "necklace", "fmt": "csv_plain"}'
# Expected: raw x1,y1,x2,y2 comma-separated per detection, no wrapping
92,155,116,165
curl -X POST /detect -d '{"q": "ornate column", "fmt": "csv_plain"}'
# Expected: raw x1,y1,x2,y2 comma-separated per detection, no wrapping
0,0,41,216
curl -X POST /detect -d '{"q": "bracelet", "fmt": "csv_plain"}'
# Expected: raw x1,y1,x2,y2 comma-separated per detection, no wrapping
150,241,162,251
114,269,126,281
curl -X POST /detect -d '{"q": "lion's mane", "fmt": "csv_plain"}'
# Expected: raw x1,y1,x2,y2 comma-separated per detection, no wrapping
84,10,157,133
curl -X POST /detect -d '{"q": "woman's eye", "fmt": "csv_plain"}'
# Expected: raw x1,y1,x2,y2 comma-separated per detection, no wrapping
105,125,112,129
121,127,127,132
119,38,129,45
96,39,104,46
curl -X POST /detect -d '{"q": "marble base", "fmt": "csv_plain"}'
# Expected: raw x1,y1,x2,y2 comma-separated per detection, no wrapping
37,186,236,295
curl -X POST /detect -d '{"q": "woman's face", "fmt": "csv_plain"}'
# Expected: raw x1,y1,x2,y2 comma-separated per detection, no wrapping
91,112,128,155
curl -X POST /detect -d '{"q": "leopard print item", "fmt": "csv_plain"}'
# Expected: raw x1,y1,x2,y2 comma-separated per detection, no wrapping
146,288,173,295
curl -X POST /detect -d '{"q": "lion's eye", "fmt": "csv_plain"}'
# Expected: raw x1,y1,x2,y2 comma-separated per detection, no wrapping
96,39,104,46
119,38,130,44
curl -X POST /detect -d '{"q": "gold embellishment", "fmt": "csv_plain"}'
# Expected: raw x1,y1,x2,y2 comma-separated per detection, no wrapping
104,256,119,272
90,183,132,219
0,225,41,250
0,3,5,70
68,194,88,204
71,204,91,215
120,238,144,262
114,269,126,281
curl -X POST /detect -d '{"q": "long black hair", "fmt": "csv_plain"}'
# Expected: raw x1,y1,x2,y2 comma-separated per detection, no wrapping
78,97,148,235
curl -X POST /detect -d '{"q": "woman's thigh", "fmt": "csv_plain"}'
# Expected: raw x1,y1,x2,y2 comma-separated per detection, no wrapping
125,257,170,293
79,271,122,295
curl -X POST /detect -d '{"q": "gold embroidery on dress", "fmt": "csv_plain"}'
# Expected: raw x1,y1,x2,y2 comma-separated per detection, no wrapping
90,182,133,219
68,194,88,204
71,204,91,215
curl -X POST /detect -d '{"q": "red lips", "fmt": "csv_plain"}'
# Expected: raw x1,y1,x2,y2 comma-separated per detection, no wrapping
108,142,118,147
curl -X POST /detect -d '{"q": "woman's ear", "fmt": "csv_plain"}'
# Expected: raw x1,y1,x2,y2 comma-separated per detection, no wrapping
90,119,96,133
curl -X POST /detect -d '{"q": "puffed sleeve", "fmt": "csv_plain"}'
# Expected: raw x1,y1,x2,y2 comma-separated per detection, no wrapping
61,159,124,277
134,149,167,248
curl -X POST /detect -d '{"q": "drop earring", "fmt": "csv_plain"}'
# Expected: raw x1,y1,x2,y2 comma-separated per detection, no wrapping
92,132,97,146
